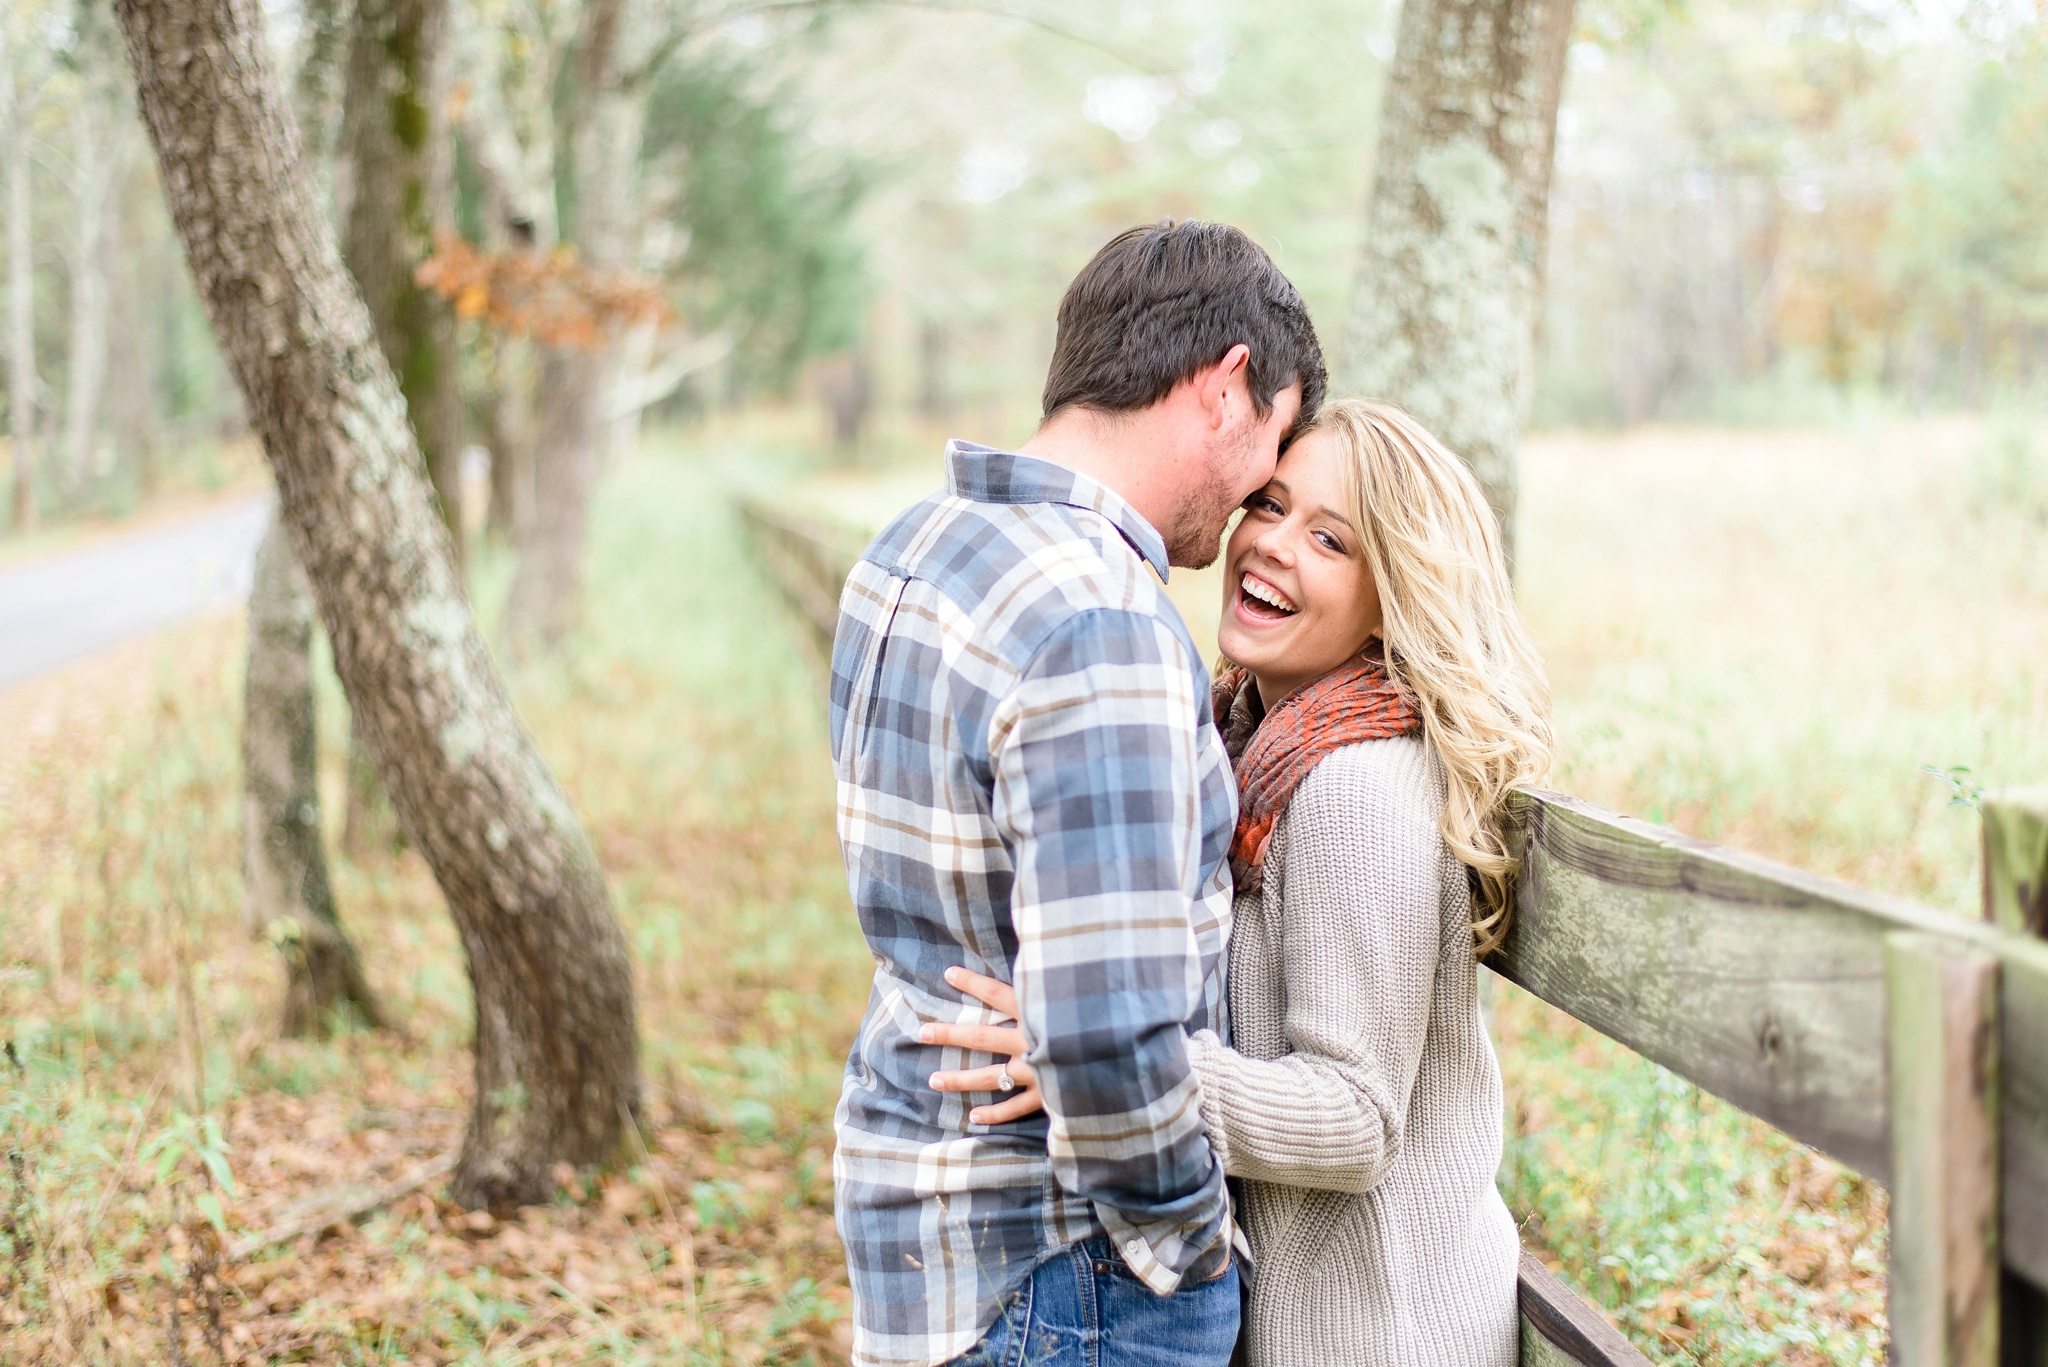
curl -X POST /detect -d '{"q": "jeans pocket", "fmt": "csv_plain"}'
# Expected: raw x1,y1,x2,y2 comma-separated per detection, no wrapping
950,1279,1034,1367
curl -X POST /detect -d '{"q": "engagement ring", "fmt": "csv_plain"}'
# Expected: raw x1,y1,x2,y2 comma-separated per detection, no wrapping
996,1068,1016,1092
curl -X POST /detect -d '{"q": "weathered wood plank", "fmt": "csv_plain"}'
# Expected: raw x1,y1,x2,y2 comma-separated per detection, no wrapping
1517,1253,1653,1367
1984,791,2048,940
1886,933,2001,1366
1496,789,1950,1177
1493,790,2048,1293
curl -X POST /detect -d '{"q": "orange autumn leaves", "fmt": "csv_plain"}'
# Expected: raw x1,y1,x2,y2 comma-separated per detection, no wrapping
414,230,670,348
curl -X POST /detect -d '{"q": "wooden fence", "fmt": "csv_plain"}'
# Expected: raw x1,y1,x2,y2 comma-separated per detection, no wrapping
735,492,2048,1367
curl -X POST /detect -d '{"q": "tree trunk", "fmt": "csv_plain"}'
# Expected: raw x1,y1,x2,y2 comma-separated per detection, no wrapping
115,0,640,1208
291,0,351,172
334,0,458,870
509,345,606,650
108,187,162,497
243,518,384,1036
504,0,635,653
337,0,465,568
821,350,872,458
480,335,536,545
61,85,120,501
3,45,33,533
1338,0,1576,562
918,317,951,421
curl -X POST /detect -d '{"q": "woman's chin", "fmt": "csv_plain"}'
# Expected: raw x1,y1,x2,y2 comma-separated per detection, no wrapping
1218,621,1287,671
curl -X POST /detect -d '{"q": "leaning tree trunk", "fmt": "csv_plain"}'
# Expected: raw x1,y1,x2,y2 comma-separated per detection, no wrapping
338,0,465,567
1338,0,1576,563
115,0,640,1208
5,50,35,533
504,0,635,653
243,518,385,1036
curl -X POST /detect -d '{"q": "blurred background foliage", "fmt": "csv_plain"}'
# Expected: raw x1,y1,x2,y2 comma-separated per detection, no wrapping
1,0,2042,514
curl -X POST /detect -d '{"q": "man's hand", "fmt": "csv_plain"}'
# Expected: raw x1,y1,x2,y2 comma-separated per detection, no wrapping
923,966,1046,1124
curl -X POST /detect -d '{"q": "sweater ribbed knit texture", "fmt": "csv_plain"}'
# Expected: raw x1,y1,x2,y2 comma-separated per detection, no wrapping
1186,736,1519,1367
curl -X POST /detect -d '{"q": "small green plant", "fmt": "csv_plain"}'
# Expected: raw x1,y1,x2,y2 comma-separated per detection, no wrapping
140,1111,236,1237
1921,764,1988,811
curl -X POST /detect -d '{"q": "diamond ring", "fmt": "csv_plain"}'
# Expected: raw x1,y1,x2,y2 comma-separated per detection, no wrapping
996,1068,1016,1093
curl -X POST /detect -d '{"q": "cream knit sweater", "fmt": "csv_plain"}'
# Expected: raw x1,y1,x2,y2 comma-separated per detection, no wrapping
1186,736,1520,1367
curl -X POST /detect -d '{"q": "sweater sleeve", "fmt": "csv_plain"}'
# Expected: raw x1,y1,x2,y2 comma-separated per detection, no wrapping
1186,740,1443,1196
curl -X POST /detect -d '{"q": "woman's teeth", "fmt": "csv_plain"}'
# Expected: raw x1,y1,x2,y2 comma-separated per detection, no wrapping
1241,573,1297,614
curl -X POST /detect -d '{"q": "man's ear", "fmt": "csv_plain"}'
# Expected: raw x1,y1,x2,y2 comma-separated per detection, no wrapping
1196,344,1253,428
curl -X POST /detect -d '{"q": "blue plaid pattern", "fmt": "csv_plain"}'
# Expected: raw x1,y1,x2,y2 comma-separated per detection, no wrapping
828,442,1237,1367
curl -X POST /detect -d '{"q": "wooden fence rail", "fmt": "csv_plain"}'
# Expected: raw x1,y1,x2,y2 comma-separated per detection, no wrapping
734,490,2048,1367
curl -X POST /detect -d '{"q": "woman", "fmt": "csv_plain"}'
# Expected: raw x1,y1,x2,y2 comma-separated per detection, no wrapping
924,398,1553,1366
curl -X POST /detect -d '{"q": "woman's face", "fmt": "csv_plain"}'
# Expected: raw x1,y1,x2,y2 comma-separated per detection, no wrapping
1216,429,1384,709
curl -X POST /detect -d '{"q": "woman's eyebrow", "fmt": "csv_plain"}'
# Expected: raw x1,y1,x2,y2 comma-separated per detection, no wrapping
1314,506,1349,524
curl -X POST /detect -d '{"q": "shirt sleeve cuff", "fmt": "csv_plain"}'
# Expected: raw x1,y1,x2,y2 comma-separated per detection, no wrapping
1098,1180,1235,1295
1185,1028,1233,1178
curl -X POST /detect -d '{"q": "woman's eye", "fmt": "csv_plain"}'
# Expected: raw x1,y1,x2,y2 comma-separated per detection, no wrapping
1315,531,1343,552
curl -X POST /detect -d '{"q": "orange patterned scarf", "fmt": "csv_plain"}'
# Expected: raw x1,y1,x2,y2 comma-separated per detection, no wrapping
1212,641,1420,894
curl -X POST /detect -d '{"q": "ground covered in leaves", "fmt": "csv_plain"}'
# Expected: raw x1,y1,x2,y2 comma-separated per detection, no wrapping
1,438,868,1364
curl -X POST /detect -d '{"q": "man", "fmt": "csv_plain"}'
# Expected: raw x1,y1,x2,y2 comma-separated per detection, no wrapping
830,220,1326,1367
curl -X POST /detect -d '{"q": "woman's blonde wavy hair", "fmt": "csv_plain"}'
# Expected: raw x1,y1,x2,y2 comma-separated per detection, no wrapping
1313,398,1554,955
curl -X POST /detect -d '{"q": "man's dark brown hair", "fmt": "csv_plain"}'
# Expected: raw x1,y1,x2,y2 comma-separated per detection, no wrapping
1041,220,1326,432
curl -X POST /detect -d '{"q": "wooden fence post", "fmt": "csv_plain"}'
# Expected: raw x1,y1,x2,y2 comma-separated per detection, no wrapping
1985,793,2048,1367
1887,931,2001,1367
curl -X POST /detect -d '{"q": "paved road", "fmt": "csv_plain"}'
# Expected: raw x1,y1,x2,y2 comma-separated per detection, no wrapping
0,496,272,691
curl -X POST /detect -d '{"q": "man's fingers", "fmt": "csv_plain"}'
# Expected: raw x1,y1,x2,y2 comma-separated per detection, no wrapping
920,1022,1025,1054
969,1090,1046,1125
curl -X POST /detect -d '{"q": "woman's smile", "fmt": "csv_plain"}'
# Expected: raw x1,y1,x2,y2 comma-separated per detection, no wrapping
1235,570,1299,623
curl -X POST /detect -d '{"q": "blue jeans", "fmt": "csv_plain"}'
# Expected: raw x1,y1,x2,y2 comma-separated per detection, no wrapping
945,1237,1239,1367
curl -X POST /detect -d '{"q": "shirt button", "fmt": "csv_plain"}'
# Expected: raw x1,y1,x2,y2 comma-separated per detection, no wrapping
1124,1239,1144,1258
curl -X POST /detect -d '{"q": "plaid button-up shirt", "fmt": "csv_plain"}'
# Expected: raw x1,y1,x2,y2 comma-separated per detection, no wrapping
828,442,1237,1367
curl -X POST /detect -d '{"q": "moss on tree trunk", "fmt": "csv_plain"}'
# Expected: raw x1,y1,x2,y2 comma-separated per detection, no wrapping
338,0,465,566
1341,0,1577,563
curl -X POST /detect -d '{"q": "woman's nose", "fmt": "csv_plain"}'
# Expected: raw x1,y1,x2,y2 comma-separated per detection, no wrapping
1252,523,1293,564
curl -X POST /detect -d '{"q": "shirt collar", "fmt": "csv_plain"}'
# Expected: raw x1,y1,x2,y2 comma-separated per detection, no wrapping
944,439,1171,581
